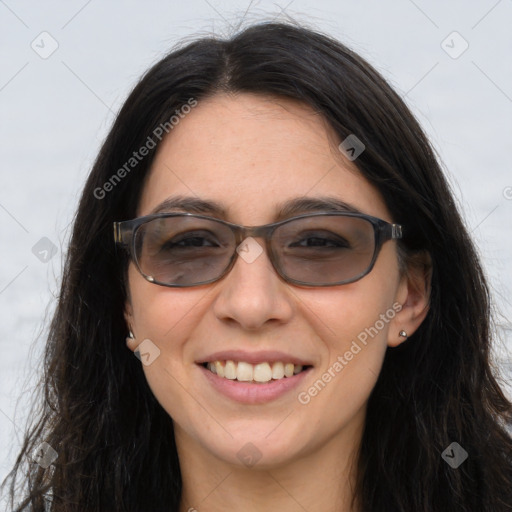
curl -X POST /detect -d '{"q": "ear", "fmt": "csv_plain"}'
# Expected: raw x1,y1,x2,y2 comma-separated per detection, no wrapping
388,250,432,348
124,299,138,352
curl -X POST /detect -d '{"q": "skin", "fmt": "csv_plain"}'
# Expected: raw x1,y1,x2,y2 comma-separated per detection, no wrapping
125,93,430,512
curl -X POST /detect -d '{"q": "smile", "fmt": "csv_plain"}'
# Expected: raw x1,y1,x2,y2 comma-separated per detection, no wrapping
202,360,311,383
198,359,314,404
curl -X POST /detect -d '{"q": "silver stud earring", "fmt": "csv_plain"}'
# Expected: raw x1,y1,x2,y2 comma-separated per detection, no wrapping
399,330,408,339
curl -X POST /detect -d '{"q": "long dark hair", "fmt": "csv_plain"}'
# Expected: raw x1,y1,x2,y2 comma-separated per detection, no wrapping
2,21,511,511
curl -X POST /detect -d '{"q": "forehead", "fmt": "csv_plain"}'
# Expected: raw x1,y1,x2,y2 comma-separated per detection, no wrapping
137,93,390,223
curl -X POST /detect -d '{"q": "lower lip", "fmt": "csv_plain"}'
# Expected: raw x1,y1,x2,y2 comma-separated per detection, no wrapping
198,364,313,404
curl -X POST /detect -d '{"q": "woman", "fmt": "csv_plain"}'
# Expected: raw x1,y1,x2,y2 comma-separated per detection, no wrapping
3,21,511,512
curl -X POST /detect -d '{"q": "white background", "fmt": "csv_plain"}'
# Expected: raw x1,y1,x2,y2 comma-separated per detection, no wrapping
1,0,511,494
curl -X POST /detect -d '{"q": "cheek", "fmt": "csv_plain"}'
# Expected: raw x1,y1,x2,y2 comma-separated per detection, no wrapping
296,249,400,405
127,263,209,341
300,285,392,382
292,296,389,432
303,260,399,352
126,265,217,420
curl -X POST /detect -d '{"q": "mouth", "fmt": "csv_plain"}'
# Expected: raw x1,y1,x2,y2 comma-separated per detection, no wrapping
199,360,313,384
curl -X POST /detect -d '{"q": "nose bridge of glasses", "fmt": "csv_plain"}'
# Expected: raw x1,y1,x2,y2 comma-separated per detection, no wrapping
228,225,271,265
232,225,278,262
237,224,273,242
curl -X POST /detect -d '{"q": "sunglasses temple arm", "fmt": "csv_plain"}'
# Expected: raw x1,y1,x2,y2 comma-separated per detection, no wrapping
113,222,132,248
378,222,403,243
391,224,403,239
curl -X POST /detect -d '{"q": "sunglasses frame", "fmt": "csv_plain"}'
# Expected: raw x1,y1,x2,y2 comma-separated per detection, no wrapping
113,211,403,287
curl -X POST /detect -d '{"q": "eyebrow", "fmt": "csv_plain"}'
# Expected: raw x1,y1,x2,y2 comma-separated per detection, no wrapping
149,194,363,220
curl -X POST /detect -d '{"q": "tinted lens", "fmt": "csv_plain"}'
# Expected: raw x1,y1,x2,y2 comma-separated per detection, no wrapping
134,216,235,285
132,214,378,286
273,215,376,285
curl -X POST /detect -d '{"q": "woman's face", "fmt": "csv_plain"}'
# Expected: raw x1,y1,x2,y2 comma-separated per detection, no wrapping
125,93,414,469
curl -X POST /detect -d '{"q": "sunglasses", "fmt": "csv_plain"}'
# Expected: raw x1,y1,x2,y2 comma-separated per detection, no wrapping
113,211,403,287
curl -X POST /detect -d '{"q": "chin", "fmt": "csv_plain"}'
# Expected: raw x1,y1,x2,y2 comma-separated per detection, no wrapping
203,428,307,469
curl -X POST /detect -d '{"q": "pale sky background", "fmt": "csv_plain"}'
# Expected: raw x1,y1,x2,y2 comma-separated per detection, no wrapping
1,0,511,496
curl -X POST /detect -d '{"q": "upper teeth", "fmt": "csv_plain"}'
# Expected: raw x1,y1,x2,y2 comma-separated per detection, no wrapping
206,361,304,383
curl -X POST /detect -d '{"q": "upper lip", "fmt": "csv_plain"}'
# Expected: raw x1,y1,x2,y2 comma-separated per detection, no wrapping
196,350,313,366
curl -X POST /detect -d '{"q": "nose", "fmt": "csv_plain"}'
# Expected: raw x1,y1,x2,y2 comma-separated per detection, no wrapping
211,237,294,330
